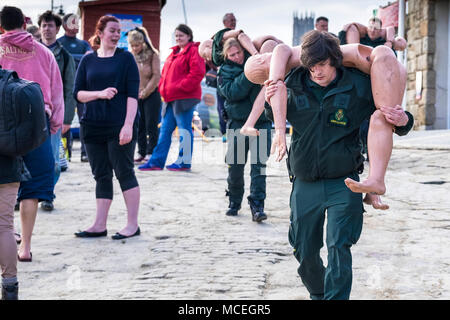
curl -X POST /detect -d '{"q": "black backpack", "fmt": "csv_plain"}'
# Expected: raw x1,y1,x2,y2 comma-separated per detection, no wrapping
0,68,48,156
205,69,218,88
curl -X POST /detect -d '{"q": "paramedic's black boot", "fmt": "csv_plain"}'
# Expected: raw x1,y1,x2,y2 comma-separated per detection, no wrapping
226,201,241,216
225,190,240,216
248,197,267,222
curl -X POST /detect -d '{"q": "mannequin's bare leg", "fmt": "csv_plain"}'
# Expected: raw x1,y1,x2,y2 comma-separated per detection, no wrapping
346,24,361,44
345,46,406,195
237,32,258,55
268,80,287,161
341,44,372,74
240,87,266,136
241,44,291,137
363,193,389,210
240,80,287,162
264,44,291,160
259,39,280,54
252,35,282,52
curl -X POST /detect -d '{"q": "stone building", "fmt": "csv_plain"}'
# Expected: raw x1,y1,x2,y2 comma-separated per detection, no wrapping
405,0,449,130
292,12,314,46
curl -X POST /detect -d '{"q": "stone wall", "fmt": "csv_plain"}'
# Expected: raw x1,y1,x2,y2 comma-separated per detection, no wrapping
406,0,436,129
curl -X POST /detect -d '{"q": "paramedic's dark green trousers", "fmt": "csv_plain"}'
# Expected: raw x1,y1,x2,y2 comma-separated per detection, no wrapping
289,172,364,300
225,121,272,204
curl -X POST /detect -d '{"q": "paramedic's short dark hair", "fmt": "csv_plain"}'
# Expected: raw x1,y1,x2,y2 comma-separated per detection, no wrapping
301,30,343,69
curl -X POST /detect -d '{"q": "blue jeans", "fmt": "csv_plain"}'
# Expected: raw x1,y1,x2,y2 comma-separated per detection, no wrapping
148,103,194,168
50,128,62,185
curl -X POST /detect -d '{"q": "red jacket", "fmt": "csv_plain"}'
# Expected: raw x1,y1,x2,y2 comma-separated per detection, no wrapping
159,41,206,102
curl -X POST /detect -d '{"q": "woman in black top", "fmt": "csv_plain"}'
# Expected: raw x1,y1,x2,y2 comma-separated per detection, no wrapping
73,15,141,240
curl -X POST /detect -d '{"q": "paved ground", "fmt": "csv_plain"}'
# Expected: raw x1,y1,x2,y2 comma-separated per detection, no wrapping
15,130,450,300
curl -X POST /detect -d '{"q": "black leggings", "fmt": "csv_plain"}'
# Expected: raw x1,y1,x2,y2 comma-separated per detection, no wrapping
137,90,161,157
84,136,138,199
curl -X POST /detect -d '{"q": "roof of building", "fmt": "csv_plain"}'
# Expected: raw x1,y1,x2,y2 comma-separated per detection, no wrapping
79,0,166,9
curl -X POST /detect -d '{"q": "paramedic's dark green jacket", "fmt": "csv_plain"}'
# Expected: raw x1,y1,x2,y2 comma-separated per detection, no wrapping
338,30,397,57
285,66,375,182
211,28,231,67
217,56,269,125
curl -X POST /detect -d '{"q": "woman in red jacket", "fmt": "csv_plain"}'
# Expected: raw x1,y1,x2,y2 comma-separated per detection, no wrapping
139,24,205,171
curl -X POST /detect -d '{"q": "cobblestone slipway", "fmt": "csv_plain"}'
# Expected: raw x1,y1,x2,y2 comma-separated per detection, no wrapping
16,131,450,299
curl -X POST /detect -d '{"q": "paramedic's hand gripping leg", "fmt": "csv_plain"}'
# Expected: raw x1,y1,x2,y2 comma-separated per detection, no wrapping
345,46,407,196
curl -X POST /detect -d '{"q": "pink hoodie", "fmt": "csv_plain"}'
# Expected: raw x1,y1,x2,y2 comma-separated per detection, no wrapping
0,30,64,134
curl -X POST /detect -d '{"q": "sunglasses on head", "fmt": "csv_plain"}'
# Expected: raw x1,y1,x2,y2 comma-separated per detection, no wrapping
126,27,151,48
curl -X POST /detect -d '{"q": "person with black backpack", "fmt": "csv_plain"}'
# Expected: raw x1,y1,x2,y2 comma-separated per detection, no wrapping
0,6,64,264
0,6,50,299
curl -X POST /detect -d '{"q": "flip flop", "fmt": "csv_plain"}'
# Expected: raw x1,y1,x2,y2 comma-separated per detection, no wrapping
18,252,32,262
14,233,21,244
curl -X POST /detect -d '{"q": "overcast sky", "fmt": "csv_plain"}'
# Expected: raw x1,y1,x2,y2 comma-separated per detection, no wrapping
3,0,389,59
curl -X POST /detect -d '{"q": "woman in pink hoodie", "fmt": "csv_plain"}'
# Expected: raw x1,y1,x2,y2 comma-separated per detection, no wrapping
0,6,64,266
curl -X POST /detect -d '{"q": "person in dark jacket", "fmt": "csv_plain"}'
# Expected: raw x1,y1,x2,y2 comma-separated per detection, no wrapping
265,30,410,299
138,24,205,172
1,6,64,264
338,17,406,51
217,38,272,222
38,10,77,211
244,42,414,209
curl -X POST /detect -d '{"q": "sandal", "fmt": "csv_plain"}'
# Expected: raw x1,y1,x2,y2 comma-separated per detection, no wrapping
17,252,32,262
14,233,21,245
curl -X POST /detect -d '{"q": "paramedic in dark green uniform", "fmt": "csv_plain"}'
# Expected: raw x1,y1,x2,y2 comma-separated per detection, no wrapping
277,30,378,300
338,17,391,49
217,38,272,222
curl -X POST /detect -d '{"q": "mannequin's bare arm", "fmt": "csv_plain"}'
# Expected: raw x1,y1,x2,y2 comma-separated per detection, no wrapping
223,30,258,55
241,44,297,160
241,44,293,155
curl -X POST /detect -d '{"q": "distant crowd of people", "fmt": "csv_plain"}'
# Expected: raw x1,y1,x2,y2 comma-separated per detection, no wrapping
0,5,413,301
